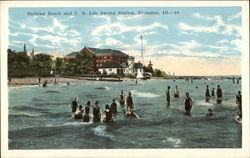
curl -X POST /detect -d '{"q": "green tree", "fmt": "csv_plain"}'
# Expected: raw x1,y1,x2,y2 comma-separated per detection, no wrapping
75,51,93,74
54,57,63,74
32,54,53,76
8,49,31,76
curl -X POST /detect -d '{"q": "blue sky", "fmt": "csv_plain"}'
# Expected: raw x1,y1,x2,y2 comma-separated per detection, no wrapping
9,7,242,75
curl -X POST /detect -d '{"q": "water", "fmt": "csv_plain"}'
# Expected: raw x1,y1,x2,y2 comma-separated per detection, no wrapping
8,79,242,149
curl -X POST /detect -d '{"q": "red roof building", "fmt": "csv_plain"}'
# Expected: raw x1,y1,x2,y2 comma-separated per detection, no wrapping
64,47,129,72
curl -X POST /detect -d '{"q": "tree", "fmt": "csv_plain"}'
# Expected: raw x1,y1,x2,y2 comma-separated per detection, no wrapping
74,51,93,74
8,49,31,76
32,54,53,76
54,57,63,74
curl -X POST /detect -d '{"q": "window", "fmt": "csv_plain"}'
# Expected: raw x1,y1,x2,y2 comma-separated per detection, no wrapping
109,69,112,71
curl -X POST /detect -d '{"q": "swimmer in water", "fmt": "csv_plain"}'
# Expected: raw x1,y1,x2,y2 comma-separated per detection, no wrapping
206,108,214,116
74,105,83,119
183,92,192,115
83,101,91,122
103,104,113,123
166,86,171,106
174,85,180,98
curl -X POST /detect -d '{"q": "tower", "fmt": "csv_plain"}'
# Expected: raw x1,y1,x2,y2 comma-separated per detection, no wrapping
23,43,27,53
140,35,144,65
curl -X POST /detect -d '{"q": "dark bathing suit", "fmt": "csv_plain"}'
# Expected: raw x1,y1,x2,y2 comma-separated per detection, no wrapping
104,109,113,123
126,96,133,109
83,106,90,122
184,97,192,112
71,100,78,112
120,94,125,105
93,106,101,122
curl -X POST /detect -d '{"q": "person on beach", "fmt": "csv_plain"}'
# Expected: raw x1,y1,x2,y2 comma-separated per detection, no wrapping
120,90,125,105
93,101,101,123
74,105,83,119
211,88,215,97
103,104,113,123
206,108,214,116
110,99,118,114
71,97,78,113
174,85,180,98
216,85,223,103
54,78,57,85
205,85,211,102
67,82,70,85
236,91,242,118
166,86,171,106
38,77,41,84
183,92,192,115
83,101,91,122
126,92,134,111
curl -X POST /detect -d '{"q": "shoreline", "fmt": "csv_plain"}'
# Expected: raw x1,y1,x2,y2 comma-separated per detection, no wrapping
8,77,89,88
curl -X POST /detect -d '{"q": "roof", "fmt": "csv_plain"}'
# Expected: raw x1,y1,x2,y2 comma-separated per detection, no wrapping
134,62,143,69
87,48,128,57
65,51,79,57
100,62,124,68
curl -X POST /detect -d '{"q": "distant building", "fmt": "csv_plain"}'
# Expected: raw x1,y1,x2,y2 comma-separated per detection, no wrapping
98,62,125,75
64,47,129,72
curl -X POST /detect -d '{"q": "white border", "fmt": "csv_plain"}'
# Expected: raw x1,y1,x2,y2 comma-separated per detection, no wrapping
1,1,249,158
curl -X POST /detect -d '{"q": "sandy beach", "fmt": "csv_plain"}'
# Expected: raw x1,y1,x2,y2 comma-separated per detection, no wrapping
8,77,88,87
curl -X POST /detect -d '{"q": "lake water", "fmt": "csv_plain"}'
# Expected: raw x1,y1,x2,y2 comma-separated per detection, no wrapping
9,79,241,149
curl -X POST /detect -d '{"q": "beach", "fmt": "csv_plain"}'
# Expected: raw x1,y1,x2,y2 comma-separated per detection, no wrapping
8,77,89,87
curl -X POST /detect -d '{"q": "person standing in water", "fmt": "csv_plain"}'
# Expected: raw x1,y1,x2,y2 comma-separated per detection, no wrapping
110,99,118,114
83,101,91,122
126,92,134,112
93,101,101,123
74,105,83,119
103,104,113,123
183,92,192,115
216,85,223,103
166,86,171,106
120,90,125,106
236,91,242,118
205,85,211,102
71,97,78,113
174,85,180,98
206,108,214,116
211,88,215,97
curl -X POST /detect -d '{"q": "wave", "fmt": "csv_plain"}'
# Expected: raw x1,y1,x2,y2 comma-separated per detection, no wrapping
92,125,113,139
195,100,215,106
9,112,41,118
43,90,60,93
131,90,160,98
95,86,110,90
11,105,50,112
162,137,182,147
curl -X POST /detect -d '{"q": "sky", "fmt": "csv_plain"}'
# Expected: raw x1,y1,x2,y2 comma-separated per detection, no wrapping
9,7,242,76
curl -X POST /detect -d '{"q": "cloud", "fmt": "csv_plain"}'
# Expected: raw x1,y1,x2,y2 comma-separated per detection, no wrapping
91,22,168,36
193,13,213,21
179,14,241,37
228,12,241,21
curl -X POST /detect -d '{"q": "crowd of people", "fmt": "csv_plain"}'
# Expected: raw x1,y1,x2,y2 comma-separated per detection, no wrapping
166,83,242,119
70,79,242,123
70,90,138,123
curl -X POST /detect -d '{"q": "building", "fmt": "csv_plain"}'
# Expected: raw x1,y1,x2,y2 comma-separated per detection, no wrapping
98,62,125,75
64,47,129,72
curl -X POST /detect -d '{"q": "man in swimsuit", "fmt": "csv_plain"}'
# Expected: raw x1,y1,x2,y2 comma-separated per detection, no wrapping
120,90,125,106
110,99,118,114
236,91,242,118
216,85,223,104
74,105,83,119
183,92,192,115
93,101,101,123
71,97,78,113
205,85,211,102
103,104,113,123
83,101,91,122
174,85,180,98
211,88,215,97
166,86,171,106
126,92,134,112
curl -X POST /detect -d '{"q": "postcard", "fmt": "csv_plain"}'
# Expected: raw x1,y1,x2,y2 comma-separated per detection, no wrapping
1,1,249,158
